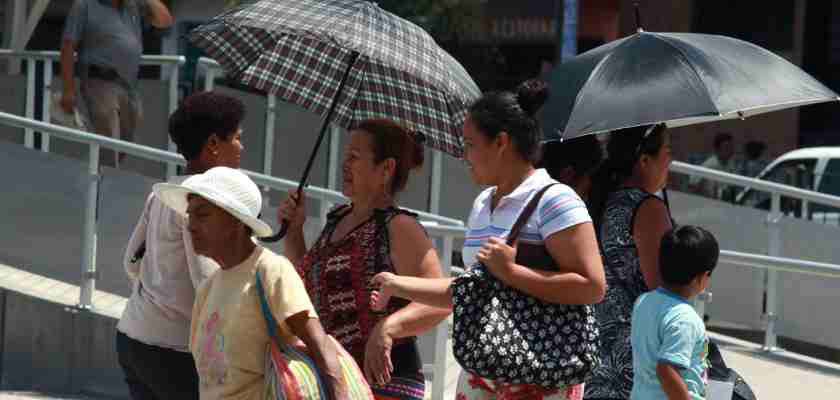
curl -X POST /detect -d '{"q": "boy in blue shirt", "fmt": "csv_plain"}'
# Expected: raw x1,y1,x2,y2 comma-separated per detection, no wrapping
631,226,719,400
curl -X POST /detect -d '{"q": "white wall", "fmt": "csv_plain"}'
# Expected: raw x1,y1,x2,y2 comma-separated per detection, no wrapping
670,191,840,350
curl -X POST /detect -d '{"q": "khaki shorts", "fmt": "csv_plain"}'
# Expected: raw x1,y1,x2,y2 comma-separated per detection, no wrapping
80,77,143,167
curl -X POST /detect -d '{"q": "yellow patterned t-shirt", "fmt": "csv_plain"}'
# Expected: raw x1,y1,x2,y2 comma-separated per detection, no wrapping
190,246,317,400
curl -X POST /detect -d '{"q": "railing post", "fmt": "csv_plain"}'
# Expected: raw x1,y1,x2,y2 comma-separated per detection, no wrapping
204,67,216,91
166,62,180,178
24,58,35,148
430,151,442,214
694,291,710,322
79,143,100,310
431,234,453,400
264,94,277,178
321,123,341,223
41,59,52,152
763,192,782,351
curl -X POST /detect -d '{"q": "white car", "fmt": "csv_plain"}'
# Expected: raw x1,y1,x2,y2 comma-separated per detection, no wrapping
736,147,840,224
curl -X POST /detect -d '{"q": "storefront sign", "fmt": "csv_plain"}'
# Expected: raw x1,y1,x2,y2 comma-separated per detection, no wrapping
489,17,556,40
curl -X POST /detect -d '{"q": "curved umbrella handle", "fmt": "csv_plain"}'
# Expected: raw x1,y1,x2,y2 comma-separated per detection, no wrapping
259,186,302,243
270,220,290,242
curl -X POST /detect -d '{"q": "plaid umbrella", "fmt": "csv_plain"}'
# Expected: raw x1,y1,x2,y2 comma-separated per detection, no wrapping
189,0,480,240
188,0,480,157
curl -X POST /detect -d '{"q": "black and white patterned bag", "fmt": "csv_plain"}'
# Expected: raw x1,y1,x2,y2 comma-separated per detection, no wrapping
451,184,600,387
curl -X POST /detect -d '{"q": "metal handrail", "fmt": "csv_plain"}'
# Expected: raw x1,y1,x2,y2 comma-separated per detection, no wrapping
0,108,462,399
0,48,185,176
670,161,840,209
420,222,840,280
720,250,840,278
8,48,840,382
198,56,221,70
0,49,186,65
0,111,185,163
5,108,840,391
0,110,465,228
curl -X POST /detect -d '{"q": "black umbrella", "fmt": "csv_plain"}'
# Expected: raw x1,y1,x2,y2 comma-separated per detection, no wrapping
542,30,840,140
189,0,480,240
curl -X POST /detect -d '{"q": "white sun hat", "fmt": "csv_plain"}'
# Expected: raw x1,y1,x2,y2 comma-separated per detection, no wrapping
153,167,273,237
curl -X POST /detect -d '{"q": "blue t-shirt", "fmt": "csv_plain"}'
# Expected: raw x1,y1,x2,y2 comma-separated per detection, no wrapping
630,288,709,400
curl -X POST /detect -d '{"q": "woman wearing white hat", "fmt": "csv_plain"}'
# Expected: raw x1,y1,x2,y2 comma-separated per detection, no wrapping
154,167,346,400
118,91,246,400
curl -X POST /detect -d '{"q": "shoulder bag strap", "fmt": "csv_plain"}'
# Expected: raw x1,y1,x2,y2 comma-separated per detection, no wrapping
506,183,558,246
255,271,281,344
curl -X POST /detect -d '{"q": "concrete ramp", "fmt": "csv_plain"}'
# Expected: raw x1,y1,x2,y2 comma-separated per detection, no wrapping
0,263,127,398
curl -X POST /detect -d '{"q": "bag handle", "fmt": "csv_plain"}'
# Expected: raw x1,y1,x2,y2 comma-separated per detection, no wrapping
255,270,281,344
256,270,332,398
506,183,558,246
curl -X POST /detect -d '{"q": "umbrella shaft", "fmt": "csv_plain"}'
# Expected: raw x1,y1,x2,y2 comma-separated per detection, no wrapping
297,51,360,192
260,51,360,243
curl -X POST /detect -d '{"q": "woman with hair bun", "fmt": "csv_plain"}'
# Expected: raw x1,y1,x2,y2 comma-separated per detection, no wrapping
369,81,606,399
278,118,450,400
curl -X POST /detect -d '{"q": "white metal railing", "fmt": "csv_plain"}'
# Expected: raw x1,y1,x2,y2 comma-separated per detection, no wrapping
0,109,459,398
0,109,460,400
717,250,840,350
671,161,840,208
0,51,463,229
0,49,185,177
670,160,840,351
5,109,840,395
5,50,840,391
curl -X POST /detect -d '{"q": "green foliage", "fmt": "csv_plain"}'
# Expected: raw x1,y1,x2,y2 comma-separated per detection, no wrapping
220,0,485,42
375,0,485,42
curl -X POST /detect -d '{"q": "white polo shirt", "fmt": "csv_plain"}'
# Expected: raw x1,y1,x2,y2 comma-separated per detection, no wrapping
461,168,591,268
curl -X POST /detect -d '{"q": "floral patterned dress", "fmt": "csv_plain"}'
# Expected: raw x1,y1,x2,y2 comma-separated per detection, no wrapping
584,188,658,400
297,205,425,400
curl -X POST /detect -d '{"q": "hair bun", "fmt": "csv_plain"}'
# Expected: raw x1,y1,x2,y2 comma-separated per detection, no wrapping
516,79,550,117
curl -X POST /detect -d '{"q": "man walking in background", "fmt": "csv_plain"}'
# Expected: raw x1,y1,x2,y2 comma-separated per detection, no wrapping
691,132,738,201
60,0,173,167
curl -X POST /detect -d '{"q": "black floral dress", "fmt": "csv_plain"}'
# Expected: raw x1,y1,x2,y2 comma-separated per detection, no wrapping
585,188,657,400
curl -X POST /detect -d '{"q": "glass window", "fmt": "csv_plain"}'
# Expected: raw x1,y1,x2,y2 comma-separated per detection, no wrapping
817,159,840,196
810,159,840,223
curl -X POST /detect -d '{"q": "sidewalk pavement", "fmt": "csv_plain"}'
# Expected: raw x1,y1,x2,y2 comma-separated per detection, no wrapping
4,333,840,400
710,332,840,400
434,331,840,399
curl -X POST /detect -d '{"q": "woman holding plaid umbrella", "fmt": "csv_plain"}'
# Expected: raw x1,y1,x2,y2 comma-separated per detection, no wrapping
279,118,451,400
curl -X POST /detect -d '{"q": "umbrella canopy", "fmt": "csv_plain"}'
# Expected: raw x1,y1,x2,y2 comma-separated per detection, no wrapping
543,31,840,140
189,0,480,157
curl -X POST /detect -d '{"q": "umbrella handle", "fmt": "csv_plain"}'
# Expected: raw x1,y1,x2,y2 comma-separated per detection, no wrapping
274,220,290,243
270,184,303,243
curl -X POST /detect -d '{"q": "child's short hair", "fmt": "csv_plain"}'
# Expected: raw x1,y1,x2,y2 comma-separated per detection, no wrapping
659,226,720,285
